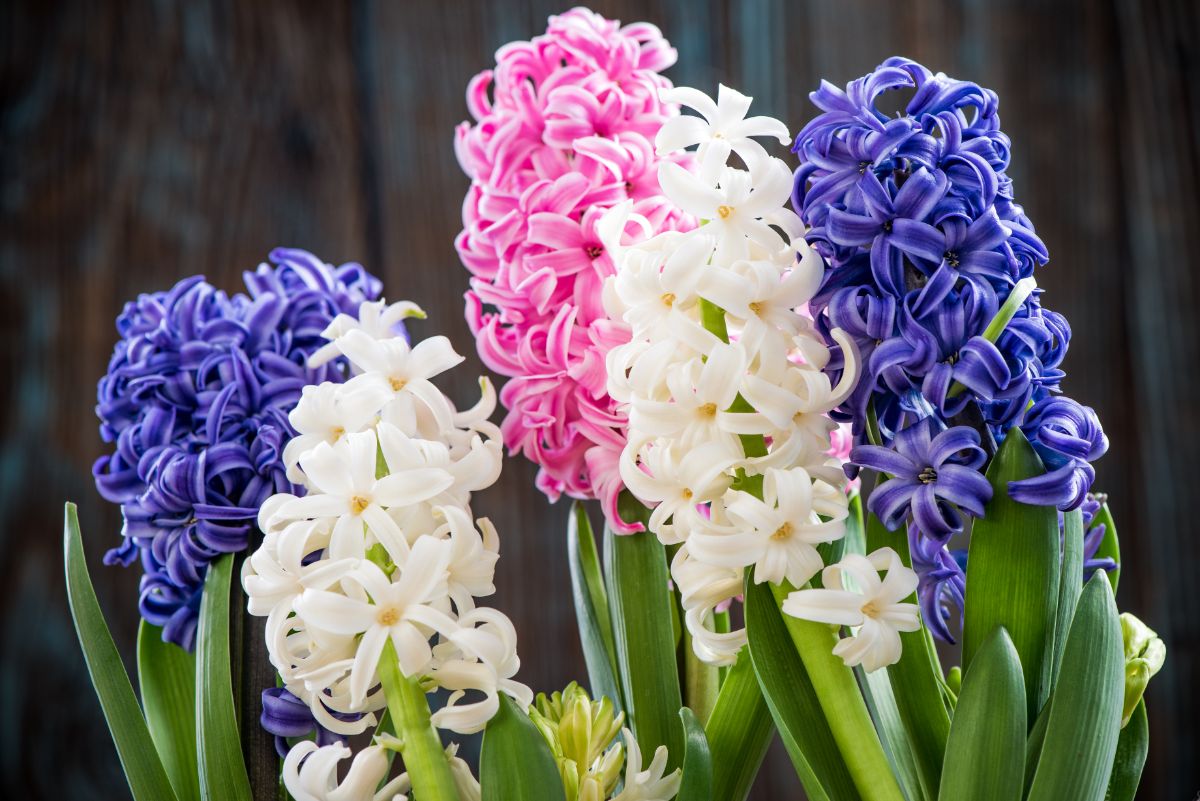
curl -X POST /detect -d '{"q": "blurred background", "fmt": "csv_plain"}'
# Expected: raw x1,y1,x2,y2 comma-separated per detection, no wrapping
2,0,1196,797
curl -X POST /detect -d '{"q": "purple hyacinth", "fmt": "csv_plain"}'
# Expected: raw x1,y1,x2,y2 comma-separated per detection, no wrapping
93,248,386,650
1009,396,1108,511
908,522,966,644
260,687,356,758
852,419,993,540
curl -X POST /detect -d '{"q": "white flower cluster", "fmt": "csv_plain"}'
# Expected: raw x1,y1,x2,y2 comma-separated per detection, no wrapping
243,299,531,798
604,84,918,671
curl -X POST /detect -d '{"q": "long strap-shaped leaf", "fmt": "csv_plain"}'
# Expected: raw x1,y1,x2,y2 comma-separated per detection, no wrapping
604,495,684,772
938,627,1025,801
567,501,623,711
861,490,950,799
196,553,253,801
138,621,200,801
481,694,566,801
677,707,713,801
63,503,180,801
1104,699,1148,801
1026,575,1124,801
962,429,1059,723
703,643,775,801
744,575,854,801
1049,508,1084,687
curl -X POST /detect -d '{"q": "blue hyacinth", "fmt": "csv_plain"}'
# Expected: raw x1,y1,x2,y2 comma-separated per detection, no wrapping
794,58,1108,642
92,248,386,650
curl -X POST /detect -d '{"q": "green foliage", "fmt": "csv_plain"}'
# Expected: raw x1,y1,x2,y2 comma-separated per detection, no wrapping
63,503,180,801
1026,576,1124,801
744,575,854,801
567,502,622,711
482,694,567,801
938,628,1026,801
963,429,1060,722
676,707,713,801
703,644,776,801
604,495,684,772
195,553,252,801
138,621,200,801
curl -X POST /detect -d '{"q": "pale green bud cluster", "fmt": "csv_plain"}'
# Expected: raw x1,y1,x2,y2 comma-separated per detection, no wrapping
530,683,625,801
1119,612,1166,727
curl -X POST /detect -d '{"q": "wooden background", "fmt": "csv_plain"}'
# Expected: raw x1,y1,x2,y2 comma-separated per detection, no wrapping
2,0,1196,797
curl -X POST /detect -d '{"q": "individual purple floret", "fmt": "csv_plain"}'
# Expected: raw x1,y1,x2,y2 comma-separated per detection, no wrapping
1009,396,1108,511
92,248,385,650
908,522,966,644
260,687,351,758
853,419,992,540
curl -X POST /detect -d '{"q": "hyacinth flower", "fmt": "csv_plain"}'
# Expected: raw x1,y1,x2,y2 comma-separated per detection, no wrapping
764,56,1161,801
602,81,929,800
793,57,1110,646
454,8,695,532
92,248,387,650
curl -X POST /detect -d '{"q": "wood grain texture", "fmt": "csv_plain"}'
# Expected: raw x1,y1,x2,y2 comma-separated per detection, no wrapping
1,1,1195,798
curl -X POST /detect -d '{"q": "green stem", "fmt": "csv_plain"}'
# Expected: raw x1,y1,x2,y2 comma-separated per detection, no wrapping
770,583,906,801
377,641,459,801
683,626,720,725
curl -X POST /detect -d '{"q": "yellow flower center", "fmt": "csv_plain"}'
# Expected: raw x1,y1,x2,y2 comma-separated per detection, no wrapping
661,292,676,307
861,600,881,619
350,495,371,515
389,377,408,392
377,607,400,626
682,488,694,501
698,402,718,418
716,205,733,219
748,301,765,317
771,522,793,541
331,425,346,441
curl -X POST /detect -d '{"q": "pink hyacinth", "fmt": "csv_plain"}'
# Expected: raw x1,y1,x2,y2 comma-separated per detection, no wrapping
455,7,693,532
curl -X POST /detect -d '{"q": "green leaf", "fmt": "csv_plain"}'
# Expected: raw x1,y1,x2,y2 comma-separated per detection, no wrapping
138,621,200,801
195,553,252,801
677,707,713,801
1026,575,1124,801
481,694,566,801
703,644,776,801
567,501,622,710
765,581,905,801
862,490,950,800
1104,699,1148,801
743,575,855,801
962,428,1060,722
938,627,1026,801
1022,700,1051,796
604,494,684,772
1049,508,1084,688
858,665,926,801
1091,500,1120,593
63,503,180,801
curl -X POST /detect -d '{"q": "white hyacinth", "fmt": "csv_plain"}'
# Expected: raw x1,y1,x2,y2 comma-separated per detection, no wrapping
605,84,916,670
244,299,530,798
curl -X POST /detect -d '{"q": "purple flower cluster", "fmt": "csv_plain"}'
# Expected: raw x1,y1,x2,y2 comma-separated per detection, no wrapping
793,58,1108,641
93,248,383,650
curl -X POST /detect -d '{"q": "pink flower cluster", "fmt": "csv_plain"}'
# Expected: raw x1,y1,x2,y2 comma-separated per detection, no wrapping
454,7,693,532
